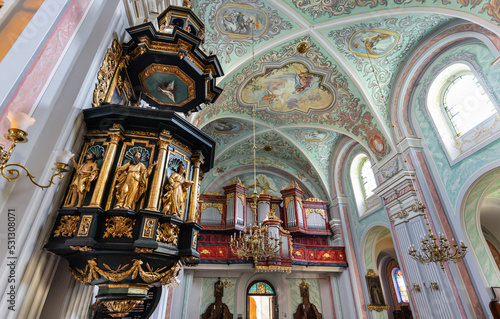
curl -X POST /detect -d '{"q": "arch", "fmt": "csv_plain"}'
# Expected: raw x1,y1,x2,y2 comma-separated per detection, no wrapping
461,166,500,287
392,22,500,141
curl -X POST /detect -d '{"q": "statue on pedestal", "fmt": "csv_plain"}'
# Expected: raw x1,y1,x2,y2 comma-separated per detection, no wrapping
115,149,156,209
66,152,99,207
162,164,193,217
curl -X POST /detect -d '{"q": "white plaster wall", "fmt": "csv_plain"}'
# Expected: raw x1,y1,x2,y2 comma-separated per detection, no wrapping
0,0,130,318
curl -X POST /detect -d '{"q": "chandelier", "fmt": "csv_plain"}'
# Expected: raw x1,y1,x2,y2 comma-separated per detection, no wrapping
229,194,282,268
408,203,467,271
229,24,283,268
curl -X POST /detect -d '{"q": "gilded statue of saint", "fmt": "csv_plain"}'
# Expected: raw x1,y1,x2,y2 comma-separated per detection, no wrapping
162,164,193,217
115,151,156,209
66,153,99,207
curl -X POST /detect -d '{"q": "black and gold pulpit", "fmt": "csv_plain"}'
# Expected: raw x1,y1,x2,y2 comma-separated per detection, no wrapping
45,3,222,318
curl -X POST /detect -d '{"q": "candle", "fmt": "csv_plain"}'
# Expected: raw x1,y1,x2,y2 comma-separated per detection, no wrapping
54,150,74,164
7,112,35,131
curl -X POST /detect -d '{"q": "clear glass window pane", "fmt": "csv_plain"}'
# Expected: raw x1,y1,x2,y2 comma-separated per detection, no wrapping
443,74,497,136
360,158,376,198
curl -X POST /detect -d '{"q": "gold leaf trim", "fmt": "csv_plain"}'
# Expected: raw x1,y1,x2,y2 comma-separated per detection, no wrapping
367,304,390,312
77,215,93,237
226,193,235,205
200,249,210,255
134,247,153,253
70,246,94,252
200,202,223,214
92,39,123,107
142,218,156,239
54,216,80,237
69,258,180,285
103,300,143,318
156,223,179,245
103,216,136,238
305,208,326,220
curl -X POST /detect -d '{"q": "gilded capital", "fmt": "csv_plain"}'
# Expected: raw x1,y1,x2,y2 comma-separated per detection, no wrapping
109,132,124,144
158,138,171,150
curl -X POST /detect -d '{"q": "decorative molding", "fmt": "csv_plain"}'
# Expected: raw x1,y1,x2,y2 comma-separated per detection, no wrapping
305,208,326,220
70,246,94,252
142,218,156,239
77,215,93,237
92,39,123,107
53,216,80,237
156,223,180,245
70,258,179,285
103,216,136,238
200,202,223,214
103,300,144,318
226,192,235,205
134,247,154,253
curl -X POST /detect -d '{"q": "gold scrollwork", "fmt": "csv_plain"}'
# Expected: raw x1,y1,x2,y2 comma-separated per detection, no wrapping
54,216,80,237
134,247,153,254
200,202,223,214
69,258,180,285
156,223,179,245
103,216,136,238
92,39,123,107
305,197,322,202
236,193,246,205
103,300,144,318
305,208,326,220
284,197,294,208
322,253,331,259
172,138,191,154
367,304,390,312
77,215,93,237
70,246,94,252
192,231,198,248
226,193,235,205
389,210,409,222
294,251,302,257
200,249,210,255
142,218,156,239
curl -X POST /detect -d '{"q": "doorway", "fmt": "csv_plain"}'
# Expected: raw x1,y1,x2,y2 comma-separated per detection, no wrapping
247,280,277,319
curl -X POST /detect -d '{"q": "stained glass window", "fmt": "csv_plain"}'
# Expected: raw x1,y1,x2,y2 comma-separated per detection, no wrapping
248,282,274,294
392,268,409,303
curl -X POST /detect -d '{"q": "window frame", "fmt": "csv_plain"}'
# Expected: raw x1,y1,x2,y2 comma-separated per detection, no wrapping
350,152,380,217
419,53,500,165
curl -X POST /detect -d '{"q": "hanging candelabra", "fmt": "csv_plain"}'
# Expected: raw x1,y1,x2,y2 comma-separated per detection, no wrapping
229,23,282,267
408,204,467,271
0,112,73,189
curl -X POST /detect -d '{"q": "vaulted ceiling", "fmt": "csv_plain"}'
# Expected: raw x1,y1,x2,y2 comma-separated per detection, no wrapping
181,0,500,199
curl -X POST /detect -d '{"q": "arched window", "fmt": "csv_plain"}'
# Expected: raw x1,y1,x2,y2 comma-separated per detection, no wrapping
425,60,500,163
441,68,497,137
360,157,377,198
391,268,409,303
351,153,378,216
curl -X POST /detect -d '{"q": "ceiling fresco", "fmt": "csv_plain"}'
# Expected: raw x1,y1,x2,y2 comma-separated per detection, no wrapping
325,14,453,124
184,0,500,200
282,0,500,24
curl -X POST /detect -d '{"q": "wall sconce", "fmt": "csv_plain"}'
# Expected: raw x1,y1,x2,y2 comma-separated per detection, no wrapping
0,112,72,189
412,284,421,292
423,281,439,291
